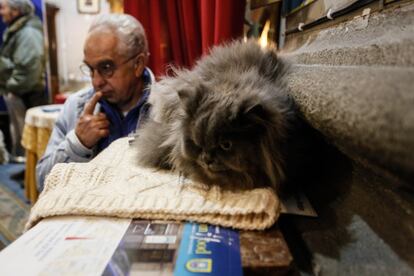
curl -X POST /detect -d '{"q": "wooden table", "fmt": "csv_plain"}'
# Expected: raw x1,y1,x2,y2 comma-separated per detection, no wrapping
241,225,293,275
21,104,62,203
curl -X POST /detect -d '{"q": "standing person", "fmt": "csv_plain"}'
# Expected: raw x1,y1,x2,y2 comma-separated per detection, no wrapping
0,0,47,160
36,14,153,191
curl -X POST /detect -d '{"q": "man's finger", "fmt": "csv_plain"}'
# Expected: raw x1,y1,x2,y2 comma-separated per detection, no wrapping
96,112,107,119
83,91,102,115
93,119,110,129
98,129,110,137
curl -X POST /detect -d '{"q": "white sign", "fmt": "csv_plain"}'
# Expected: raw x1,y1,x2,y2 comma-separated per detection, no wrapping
0,216,130,276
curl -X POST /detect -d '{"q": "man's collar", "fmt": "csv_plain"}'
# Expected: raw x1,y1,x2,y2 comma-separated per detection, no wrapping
142,67,153,88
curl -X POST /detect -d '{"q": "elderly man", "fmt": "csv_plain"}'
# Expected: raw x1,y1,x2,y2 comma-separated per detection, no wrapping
0,0,46,160
36,14,154,191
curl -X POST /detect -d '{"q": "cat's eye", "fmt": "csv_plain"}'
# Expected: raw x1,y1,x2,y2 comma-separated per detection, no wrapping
219,140,232,151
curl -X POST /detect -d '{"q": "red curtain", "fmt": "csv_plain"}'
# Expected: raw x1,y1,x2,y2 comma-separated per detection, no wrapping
124,0,246,77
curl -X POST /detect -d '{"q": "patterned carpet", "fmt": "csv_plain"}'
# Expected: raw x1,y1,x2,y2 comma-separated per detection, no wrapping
0,164,30,249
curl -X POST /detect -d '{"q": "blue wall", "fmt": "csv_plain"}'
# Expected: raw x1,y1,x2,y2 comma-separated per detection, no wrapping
33,0,43,20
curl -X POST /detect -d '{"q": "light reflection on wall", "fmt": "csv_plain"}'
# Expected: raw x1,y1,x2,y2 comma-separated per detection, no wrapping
259,20,271,48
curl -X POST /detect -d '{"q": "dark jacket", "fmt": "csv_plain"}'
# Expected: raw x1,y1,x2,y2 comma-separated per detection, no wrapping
0,14,47,108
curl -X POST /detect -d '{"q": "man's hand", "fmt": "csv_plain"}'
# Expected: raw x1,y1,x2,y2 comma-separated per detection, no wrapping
75,92,110,148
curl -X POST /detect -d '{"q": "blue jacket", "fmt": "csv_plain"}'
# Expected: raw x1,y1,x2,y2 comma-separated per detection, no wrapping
36,68,153,191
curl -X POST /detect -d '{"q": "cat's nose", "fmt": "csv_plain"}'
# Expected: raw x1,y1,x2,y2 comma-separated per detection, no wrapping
201,152,214,165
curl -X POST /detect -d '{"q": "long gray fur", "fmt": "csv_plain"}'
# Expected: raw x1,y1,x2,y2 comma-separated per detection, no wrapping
134,40,295,191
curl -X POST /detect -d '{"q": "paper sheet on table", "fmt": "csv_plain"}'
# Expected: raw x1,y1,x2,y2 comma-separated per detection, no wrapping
0,216,131,276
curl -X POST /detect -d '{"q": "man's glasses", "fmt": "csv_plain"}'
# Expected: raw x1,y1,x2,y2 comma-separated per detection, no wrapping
79,53,139,79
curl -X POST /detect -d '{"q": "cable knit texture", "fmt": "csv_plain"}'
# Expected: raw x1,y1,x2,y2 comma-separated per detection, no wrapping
26,137,280,230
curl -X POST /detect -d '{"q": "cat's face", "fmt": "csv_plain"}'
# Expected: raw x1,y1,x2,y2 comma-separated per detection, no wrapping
181,119,260,182
171,84,283,189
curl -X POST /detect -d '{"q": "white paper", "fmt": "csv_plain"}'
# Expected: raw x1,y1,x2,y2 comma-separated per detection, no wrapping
0,216,131,276
280,190,318,217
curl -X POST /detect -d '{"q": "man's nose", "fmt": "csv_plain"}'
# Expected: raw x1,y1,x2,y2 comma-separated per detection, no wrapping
91,71,106,88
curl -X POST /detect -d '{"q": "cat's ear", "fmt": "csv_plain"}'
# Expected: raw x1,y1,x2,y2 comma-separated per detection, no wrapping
236,102,270,133
177,85,203,115
177,88,191,105
244,104,268,120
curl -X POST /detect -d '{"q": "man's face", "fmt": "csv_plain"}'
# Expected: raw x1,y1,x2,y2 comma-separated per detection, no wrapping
83,31,143,112
0,0,19,24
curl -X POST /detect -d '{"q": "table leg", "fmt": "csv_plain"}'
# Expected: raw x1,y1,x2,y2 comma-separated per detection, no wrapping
24,150,38,204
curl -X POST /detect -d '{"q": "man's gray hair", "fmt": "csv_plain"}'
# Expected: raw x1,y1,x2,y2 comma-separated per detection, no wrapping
89,14,148,58
7,0,34,15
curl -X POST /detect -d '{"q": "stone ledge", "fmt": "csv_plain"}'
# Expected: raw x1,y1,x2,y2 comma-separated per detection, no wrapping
279,3,414,274
281,2,414,183
285,64,414,183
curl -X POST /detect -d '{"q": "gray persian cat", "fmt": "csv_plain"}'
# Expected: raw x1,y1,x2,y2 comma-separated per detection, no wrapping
135,40,295,191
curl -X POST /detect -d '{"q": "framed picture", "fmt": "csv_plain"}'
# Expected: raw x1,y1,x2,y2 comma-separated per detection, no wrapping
77,0,100,14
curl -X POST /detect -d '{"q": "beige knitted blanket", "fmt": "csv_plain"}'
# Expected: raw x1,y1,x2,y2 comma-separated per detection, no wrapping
26,137,280,230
